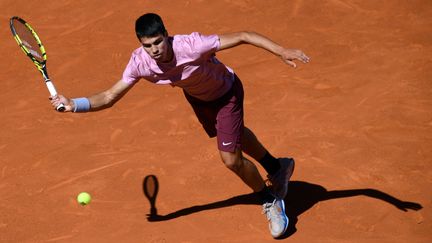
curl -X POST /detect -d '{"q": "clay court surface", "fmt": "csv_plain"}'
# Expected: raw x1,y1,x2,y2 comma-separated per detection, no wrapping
1,0,431,242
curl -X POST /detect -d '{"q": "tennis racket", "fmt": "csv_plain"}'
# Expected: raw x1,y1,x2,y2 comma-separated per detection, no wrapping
10,16,65,112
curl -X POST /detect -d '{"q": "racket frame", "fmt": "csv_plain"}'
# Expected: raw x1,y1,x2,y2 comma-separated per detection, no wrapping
10,16,65,111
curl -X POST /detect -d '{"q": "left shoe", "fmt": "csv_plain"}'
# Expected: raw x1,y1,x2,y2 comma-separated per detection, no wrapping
262,198,289,238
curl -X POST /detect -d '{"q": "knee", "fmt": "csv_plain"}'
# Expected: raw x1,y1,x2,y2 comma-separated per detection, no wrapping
220,151,243,172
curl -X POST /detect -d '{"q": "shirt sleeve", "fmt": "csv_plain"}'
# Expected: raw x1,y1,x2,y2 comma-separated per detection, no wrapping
122,53,140,85
187,32,220,55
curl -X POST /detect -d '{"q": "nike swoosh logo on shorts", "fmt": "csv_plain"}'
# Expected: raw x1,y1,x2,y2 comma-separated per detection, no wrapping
222,142,233,146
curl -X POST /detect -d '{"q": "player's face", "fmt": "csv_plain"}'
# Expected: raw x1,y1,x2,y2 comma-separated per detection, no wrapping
140,33,172,62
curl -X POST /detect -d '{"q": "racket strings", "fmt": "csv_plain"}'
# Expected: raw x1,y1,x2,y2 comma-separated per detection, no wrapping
11,19,45,63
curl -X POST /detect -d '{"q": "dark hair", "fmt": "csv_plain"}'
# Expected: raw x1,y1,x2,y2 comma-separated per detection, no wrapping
135,13,167,39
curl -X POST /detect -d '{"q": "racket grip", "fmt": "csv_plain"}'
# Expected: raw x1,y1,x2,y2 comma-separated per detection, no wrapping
45,80,58,96
46,80,65,112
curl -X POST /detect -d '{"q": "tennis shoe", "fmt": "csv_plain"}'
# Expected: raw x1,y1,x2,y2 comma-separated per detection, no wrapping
262,198,289,238
268,158,295,199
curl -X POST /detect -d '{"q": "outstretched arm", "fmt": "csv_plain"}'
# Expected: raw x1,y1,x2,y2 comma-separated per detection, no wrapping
218,31,310,68
50,79,132,112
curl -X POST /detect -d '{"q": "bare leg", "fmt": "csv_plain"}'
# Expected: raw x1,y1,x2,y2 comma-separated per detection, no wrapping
219,148,265,192
242,126,267,161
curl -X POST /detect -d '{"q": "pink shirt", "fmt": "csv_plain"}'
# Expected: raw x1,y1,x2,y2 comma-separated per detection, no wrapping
122,32,234,101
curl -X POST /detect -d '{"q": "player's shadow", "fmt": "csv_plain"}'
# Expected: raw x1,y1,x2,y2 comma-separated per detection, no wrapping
143,180,422,238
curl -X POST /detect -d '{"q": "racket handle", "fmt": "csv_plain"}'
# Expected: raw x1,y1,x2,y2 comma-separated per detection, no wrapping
45,80,58,96
46,80,65,112
56,103,66,112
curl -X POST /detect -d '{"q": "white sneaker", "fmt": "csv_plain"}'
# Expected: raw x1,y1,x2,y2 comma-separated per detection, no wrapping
262,198,289,238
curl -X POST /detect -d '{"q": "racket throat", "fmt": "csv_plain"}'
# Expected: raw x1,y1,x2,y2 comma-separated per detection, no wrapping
39,65,57,96
39,64,50,81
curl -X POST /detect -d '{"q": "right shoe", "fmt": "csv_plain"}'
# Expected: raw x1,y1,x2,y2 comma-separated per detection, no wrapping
262,198,289,238
268,158,295,199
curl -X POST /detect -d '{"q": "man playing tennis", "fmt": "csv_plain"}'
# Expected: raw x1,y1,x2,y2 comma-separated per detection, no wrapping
51,13,309,238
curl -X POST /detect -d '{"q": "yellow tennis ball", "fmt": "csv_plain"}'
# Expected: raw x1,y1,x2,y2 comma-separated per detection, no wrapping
77,192,91,205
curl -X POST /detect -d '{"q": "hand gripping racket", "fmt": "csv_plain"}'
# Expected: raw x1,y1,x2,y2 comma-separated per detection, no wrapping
10,16,65,111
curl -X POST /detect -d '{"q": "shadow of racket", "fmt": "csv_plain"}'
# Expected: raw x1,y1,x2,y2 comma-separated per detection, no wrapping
143,175,159,220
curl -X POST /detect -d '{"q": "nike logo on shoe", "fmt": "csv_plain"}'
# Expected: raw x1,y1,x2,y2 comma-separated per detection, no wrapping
222,142,232,146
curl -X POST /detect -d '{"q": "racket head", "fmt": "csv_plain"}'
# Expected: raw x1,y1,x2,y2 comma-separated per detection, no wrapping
10,16,47,67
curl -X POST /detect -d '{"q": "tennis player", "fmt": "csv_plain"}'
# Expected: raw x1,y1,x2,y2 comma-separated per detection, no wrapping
51,13,310,238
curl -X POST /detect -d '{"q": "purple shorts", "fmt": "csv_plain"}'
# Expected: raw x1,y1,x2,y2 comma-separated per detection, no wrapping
184,75,244,152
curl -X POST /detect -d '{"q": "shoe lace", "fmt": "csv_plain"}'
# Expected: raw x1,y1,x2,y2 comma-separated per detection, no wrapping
262,199,278,221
